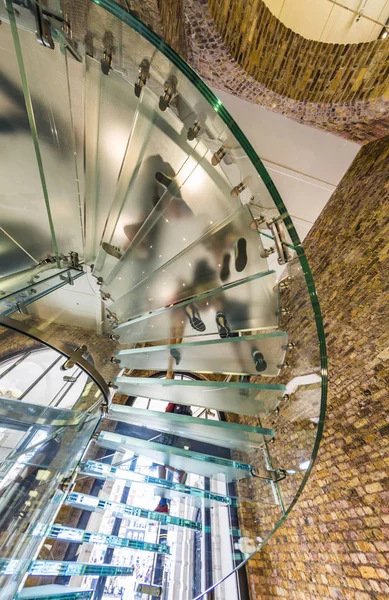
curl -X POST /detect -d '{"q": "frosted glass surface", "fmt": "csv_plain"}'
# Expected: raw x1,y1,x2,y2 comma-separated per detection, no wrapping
115,332,288,377
107,403,273,449
97,431,253,482
113,376,285,417
84,57,139,261
110,204,269,320
93,86,199,280
114,270,279,343
103,144,240,300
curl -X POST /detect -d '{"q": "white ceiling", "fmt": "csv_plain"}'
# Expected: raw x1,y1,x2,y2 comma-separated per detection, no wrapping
263,0,389,42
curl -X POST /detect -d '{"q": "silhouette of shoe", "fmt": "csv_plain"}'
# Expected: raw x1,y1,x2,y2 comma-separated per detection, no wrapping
252,350,267,373
155,171,173,190
170,348,181,365
235,238,247,272
185,305,206,332
102,242,123,259
216,311,231,339
220,253,231,281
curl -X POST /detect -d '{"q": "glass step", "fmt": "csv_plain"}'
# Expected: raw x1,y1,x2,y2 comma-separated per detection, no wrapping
96,431,254,482
29,560,133,578
0,268,84,316
113,376,286,417
48,524,170,555
17,587,92,600
65,491,202,531
109,203,269,321
80,460,245,508
101,143,241,301
84,57,140,263
113,270,279,344
114,331,288,377
107,402,274,449
92,85,210,281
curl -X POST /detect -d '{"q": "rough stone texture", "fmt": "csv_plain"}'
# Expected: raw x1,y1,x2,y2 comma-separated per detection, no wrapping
189,0,389,143
241,135,389,599
60,0,388,143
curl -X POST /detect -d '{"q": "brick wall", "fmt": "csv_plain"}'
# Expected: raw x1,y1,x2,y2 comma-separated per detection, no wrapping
242,134,389,599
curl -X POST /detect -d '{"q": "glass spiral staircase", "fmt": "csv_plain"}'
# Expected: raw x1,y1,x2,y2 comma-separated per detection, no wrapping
0,1,327,598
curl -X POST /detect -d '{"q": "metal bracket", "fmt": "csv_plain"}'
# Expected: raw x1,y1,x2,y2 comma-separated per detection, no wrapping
61,345,88,370
59,271,74,286
187,119,201,141
134,58,150,97
101,48,112,75
159,75,178,111
211,146,227,166
267,219,291,265
16,301,28,315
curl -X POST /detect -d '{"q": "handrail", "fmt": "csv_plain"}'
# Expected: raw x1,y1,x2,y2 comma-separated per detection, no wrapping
0,315,110,405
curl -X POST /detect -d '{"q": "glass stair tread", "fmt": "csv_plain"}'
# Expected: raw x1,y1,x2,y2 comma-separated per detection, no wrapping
109,204,269,321
101,142,240,299
96,430,254,482
113,270,279,344
17,586,92,600
0,559,135,578
65,491,202,531
114,332,288,377
49,524,170,555
92,85,207,280
112,376,286,417
79,460,263,508
107,402,274,449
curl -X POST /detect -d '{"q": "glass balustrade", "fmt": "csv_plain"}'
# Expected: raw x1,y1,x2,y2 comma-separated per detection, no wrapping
0,0,327,597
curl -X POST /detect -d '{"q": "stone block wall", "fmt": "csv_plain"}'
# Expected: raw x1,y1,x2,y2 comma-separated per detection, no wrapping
241,134,389,599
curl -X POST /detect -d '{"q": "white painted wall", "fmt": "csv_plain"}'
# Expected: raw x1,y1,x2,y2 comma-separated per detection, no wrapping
212,86,360,240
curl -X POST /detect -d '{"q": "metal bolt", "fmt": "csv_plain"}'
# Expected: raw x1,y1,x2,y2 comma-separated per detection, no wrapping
211,146,227,166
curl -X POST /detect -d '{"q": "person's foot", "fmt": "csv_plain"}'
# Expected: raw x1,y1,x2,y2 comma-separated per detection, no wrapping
170,347,181,365
185,305,206,332
252,350,267,373
102,242,123,259
154,499,170,514
216,311,231,339
235,238,248,272
220,253,231,281
155,171,174,190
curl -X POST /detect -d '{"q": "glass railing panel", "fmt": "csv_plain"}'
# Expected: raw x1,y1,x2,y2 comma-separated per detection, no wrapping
255,258,325,511
0,398,99,600
92,85,202,281
9,20,84,257
84,57,139,262
113,377,286,417
101,143,240,300
110,204,269,320
115,332,288,377
113,270,279,343
107,403,273,449
0,21,57,264
97,430,254,481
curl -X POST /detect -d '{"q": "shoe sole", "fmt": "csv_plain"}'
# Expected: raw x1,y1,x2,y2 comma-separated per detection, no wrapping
235,238,247,272
252,350,267,373
216,312,231,339
220,253,231,281
185,305,206,332
170,348,181,365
